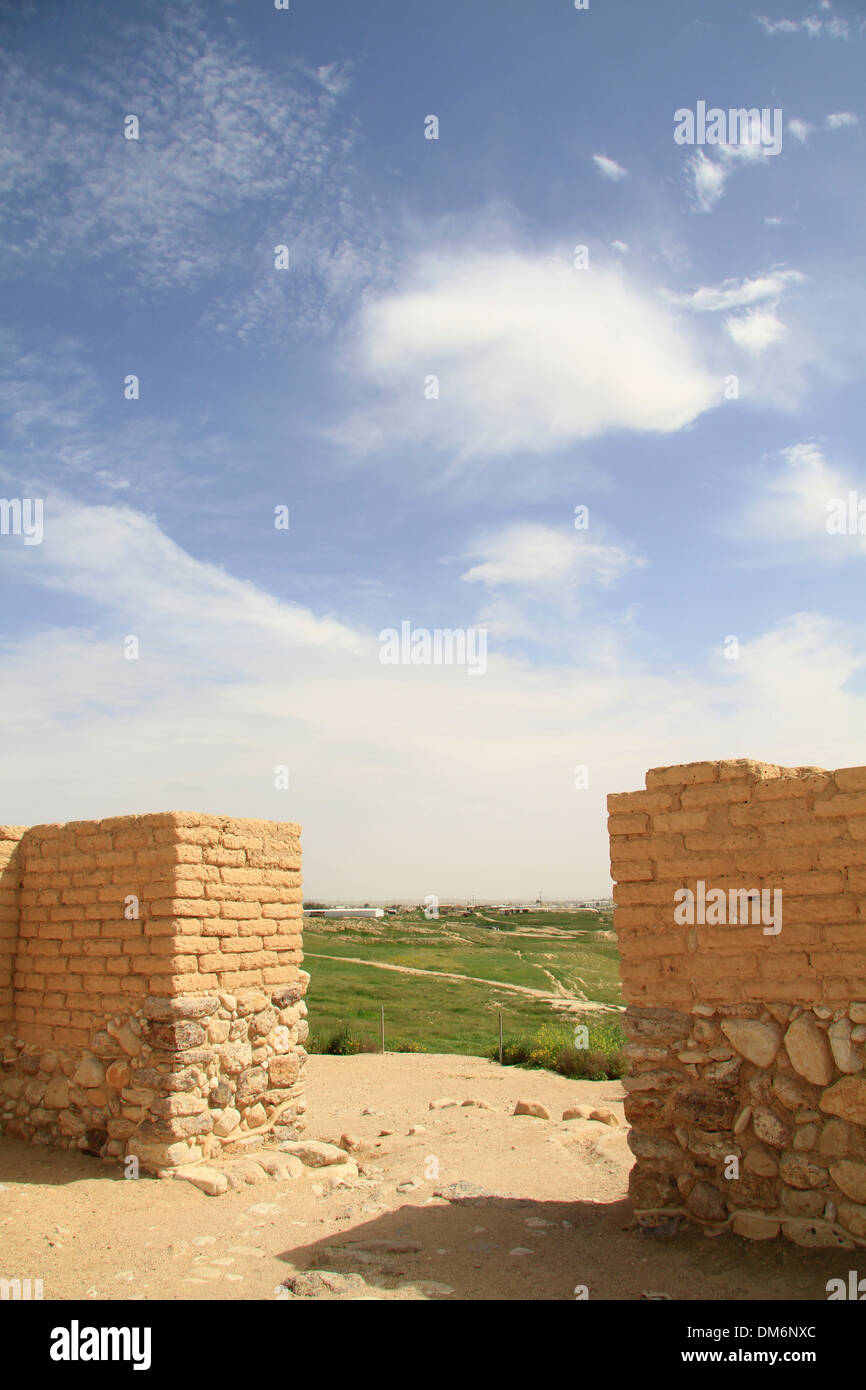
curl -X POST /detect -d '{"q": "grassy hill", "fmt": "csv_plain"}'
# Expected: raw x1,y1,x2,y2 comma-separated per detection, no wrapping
302,907,623,1064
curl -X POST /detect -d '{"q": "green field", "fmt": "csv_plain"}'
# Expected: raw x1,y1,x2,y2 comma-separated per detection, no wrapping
302,907,623,1058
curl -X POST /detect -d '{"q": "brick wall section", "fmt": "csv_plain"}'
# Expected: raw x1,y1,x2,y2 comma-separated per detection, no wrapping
157,813,303,997
609,760,866,1250
0,828,25,1030
0,813,307,1172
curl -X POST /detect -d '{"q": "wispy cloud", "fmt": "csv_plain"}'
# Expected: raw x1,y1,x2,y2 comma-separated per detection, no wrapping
592,153,629,181
666,269,805,313
687,129,777,213
0,5,386,334
755,11,849,39
742,441,866,552
826,111,859,129
788,117,814,142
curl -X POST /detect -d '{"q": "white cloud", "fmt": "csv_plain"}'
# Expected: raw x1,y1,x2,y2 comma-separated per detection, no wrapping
460,523,643,591
665,270,803,358
687,113,783,212
689,151,730,211
610,240,629,254
0,498,364,655
667,269,804,313
724,306,790,353
2,499,866,898
333,248,722,462
788,118,814,143
741,441,866,552
592,154,629,181
826,111,859,129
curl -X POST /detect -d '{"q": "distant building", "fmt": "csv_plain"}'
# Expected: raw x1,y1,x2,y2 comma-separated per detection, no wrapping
303,907,385,920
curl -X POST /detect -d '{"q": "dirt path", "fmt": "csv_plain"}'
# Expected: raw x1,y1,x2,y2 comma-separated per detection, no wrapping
0,1054,847,1301
303,952,616,1012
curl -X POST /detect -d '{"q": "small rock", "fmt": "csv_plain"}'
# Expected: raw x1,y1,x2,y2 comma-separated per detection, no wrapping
428,1098,458,1110
225,1158,269,1186
282,1271,352,1297
257,1153,304,1181
324,1161,359,1187
407,1125,425,1135
173,1165,229,1197
73,1056,105,1089
514,1100,550,1120
508,1247,534,1256
829,1160,866,1203
732,1213,780,1240
821,1077,866,1126
828,1018,863,1075
212,1108,241,1139
781,1219,853,1250
280,1140,351,1167
339,1133,361,1152
562,1106,594,1121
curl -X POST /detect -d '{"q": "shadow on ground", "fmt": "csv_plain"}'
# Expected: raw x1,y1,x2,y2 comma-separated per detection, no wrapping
276,1192,847,1302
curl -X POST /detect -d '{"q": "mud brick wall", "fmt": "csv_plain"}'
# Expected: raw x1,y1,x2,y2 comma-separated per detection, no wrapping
609,759,866,1250
0,827,25,1031
0,813,307,1172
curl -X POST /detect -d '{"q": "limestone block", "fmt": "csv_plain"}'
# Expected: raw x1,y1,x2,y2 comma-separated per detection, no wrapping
784,1015,834,1086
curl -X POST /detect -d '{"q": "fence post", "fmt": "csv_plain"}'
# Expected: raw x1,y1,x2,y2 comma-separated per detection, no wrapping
380,1003,385,1055
498,1009,503,1065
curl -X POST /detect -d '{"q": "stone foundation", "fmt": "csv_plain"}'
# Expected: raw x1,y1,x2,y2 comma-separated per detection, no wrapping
626,1001,866,1248
0,812,307,1171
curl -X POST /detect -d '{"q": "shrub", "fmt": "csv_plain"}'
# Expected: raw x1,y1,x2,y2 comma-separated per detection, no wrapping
490,1017,626,1080
318,1022,363,1055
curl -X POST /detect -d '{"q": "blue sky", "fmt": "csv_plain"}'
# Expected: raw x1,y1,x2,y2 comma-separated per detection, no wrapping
1,0,864,899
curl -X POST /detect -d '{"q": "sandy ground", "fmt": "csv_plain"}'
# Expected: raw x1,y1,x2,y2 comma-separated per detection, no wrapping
0,1054,849,1300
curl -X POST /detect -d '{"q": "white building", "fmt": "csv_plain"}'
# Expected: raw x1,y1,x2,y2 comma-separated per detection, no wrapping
303,907,385,919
